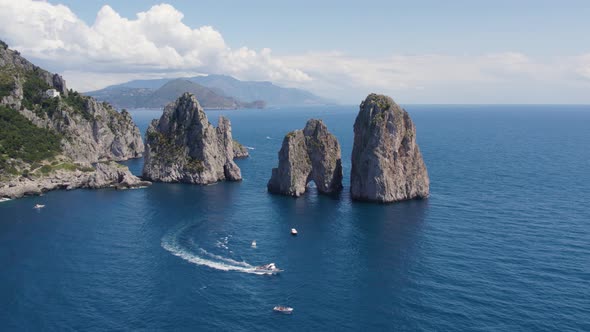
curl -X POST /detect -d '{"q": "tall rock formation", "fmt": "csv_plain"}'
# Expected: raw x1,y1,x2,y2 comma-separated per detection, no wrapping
268,119,342,197
143,93,244,184
350,94,429,202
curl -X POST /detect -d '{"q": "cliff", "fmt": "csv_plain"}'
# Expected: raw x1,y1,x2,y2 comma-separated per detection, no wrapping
143,93,245,184
0,41,148,198
350,94,429,202
268,119,342,197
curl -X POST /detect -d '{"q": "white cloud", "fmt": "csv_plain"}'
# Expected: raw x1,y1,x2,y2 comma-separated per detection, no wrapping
279,52,589,104
572,54,590,81
0,0,310,86
0,0,588,103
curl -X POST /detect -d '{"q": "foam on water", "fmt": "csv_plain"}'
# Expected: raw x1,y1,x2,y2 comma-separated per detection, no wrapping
198,248,252,268
161,223,268,275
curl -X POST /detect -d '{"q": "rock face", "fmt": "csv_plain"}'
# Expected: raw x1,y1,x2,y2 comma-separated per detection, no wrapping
0,41,148,199
143,93,243,184
268,119,342,197
350,94,429,202
18,101,144,163
0,162,151,199
0,43,68,109
0,43,144,163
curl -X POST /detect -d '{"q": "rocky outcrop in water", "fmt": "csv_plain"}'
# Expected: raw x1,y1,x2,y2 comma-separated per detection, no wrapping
267,119,342,197
0,162,151,199
143,93,243,184
350,94,429,202
232,140,249,159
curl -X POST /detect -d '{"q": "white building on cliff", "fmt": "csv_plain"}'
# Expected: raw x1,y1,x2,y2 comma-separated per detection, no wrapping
46,89,60,98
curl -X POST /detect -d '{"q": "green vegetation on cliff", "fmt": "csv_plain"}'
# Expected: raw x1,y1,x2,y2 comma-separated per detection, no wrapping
63,90,93,120
36,162,94,175
0,73,14,99
22,71,52,111
0,105,62,166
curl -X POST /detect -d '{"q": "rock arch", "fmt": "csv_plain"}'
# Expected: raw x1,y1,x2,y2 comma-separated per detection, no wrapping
267,119,343,197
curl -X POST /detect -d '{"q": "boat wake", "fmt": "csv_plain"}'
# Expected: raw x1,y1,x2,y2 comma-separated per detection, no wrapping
161,223,269,275
245,146,255,150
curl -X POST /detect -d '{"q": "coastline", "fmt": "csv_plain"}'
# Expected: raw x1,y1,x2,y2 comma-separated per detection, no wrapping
0,161,151,200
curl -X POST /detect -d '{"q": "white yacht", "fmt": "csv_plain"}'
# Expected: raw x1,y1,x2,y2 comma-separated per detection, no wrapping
253,263,282,274
33,204,45,209
291,228,298,235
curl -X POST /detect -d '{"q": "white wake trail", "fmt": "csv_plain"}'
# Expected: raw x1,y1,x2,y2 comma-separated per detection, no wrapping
199,248,252,268
161,224,266,275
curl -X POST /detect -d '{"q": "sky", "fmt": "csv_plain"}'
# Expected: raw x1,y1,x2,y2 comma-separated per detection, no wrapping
0,0,589,104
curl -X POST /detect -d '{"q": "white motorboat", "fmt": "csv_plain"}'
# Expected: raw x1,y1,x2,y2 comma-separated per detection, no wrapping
253,263,282,274
273,306,293,314
251,240,257,248
33,204,45,209
291,228,298,235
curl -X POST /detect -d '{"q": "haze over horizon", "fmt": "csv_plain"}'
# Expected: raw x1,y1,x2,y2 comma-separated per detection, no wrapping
1,0,589,104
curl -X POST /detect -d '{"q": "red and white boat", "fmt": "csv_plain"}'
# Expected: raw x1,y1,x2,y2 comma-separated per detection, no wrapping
273,306,293,314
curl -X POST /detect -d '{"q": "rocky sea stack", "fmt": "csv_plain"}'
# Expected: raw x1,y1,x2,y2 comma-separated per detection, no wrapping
268,119,342,197
143,93,245,184
350,94,429,202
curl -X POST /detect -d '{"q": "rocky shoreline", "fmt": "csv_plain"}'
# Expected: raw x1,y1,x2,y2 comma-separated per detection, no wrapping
0,162,151,199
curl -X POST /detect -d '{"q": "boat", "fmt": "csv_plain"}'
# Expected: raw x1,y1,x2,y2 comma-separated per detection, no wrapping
273,306,294,314
33,204,45,209
251,240,257,248
253,263,282,274
291,228,298,235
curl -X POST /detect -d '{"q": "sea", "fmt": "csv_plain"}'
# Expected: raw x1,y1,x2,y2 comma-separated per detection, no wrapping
0,105,589,331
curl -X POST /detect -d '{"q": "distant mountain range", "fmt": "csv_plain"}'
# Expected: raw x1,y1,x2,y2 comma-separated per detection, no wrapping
86,75,329,109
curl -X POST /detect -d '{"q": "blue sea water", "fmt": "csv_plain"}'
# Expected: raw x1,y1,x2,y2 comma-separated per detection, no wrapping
0,105,589,331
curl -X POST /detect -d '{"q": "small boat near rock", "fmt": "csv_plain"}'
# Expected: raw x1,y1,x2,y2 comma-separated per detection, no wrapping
33,204,45,209
291,228,298,235
273,306,293,314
